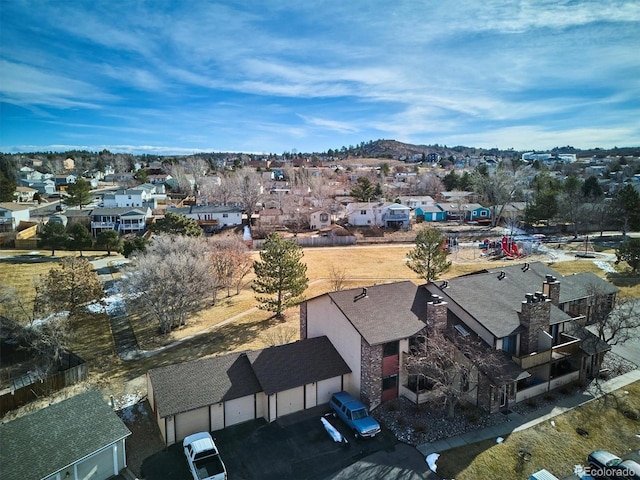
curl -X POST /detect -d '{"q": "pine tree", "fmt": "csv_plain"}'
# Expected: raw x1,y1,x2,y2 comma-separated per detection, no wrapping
252,233,308,319
406,228,451,282
149,212,202,236
96,229,122,256
65,178,93,209
40,221,69,256
67,223,93,256
350,176,377,202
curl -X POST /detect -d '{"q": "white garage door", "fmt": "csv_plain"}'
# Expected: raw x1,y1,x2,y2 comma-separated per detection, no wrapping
175,406,209,442
276,387,304,418
317,377,342,405
76,445,113,480
224,395,255,427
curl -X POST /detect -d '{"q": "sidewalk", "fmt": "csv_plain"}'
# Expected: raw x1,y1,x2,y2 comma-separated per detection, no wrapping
416,369,640,456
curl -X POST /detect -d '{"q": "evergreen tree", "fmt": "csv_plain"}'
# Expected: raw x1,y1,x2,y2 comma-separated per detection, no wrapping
149,212,202,236
67,223,93,256
350,176,378,202
97,229,122,256
442,171,459,191
120,236,148,258
613,184,640,236
65,178,93,209
406,228,451,282
617,238,640,273
252,233,308,319
0,172,16,202
40,222,69,256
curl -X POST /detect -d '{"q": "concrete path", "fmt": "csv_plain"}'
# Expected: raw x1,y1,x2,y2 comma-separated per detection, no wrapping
416,369,640,457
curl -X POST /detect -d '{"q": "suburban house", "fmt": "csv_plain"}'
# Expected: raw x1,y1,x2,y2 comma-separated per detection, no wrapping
300,262,617,413
90,207,152,236
0,203,31,232
415,204,447,222
397,195,436,209
166,204,243,229
52,174,77,189
309,209,332,230
0,390,131,480
438,202,492,223
147,336,351,445
346,202,411,228
14,186,37,203
20,178,56,195
102,188,149,208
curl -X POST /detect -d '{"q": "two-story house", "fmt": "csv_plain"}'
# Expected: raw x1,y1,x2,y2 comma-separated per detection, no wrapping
0,203,31,233
166,204,243,230
301,262,617,413
90,207,151,237
346,202,410,229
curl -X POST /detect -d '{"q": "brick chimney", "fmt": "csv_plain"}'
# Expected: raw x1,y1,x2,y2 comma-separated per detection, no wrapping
542,274,560,307
519,292,551,355
426,294,448,332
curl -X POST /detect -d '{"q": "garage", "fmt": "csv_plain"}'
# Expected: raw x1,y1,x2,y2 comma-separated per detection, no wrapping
148,336,352,444
224,395,255,427
317,377,342,404
276,387,305,417
76,445,116,480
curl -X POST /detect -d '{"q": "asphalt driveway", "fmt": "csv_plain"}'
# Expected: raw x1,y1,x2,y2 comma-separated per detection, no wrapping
140,405,436,480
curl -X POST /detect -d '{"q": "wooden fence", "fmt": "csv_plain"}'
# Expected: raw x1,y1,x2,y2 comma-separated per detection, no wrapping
252,235,356,249
0,352,87,415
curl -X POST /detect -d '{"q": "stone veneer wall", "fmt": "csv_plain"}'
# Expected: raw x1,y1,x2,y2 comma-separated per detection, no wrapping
542,276,561,307
476,373,495,412
426,297,448,331
360,338,383,410
299,301,308,340
519,295,551,355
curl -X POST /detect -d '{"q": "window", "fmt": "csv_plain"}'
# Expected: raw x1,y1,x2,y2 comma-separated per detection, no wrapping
480,210,487,217
223,213,228,218
382,375,398,391
502,335,517,355
383,341,398,357
409,335,425,352
360,210,367,215
320,213,329,222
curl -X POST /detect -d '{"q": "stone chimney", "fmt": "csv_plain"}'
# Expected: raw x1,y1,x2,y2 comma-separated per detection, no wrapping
542,274,560,307
519,292,551,355
426,294,448,332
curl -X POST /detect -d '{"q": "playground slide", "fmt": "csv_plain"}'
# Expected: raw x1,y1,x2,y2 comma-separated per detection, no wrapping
501,236,520,258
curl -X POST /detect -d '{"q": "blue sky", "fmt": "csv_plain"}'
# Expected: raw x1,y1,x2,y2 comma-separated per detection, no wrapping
1,0,639,155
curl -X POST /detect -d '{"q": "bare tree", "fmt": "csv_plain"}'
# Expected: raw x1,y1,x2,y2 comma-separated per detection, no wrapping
261,325,298,346
329,264,347,291
233,171,263,223
418,173,445,197
404,327,507,418
120,235,213,334
35,257,103,319
206,237,253,298
472,168,518,227
587,284,639,347
167,163,193,193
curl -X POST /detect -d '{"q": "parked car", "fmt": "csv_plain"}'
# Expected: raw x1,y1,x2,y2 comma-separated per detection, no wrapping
618,459,640,479
587,450,622,479
183,432,227,480
329,391,381,438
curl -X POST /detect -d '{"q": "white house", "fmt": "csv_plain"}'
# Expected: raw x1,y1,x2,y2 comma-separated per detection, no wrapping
166,204,243,229
102,189,146,208
309,209,331,230
346,202,411,229
0,203,31,232
90,207,151,236
397,196,436,209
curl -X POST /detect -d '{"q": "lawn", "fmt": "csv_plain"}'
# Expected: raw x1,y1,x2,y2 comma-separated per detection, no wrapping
436,381,640,480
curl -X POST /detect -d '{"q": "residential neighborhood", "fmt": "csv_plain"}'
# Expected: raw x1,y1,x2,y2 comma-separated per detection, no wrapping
1,145,640,480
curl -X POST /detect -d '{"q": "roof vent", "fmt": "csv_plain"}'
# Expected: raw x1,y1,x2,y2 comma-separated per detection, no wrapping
441,280,449,289
497,271,506,280
521,263,530,272
525,293,534,303
353,287,368,302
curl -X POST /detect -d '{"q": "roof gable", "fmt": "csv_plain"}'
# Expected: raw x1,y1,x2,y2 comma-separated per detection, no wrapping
325,282,428,345
0,390,130,480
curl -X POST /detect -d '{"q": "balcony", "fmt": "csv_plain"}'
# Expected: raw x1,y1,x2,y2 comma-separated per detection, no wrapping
91,221,116,229
551,333,581,360
513,350,551,370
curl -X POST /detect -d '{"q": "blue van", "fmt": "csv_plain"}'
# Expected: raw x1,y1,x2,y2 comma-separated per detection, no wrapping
329,391,381,438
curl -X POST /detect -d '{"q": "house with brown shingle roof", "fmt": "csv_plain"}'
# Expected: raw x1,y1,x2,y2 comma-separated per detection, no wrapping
301,262,618,414
147,336,351,445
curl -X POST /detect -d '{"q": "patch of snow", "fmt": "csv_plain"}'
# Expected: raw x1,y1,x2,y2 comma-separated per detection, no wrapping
426,453,439,472
593,260,616,273
31,311,69,327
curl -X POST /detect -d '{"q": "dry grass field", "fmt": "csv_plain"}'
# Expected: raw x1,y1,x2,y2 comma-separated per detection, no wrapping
436,381,640,480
